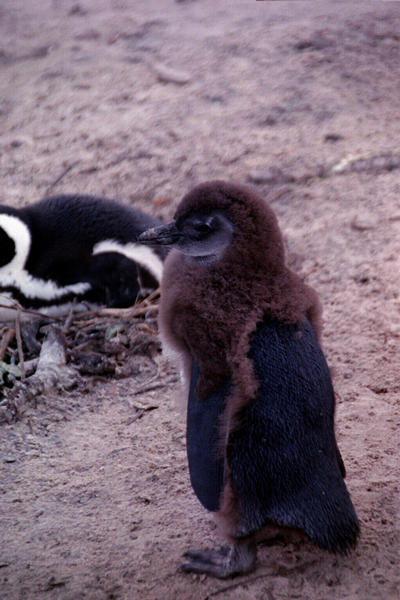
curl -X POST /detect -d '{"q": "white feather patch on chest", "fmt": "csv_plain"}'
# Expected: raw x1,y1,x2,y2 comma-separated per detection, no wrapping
0,214,91,300
92,239,163,282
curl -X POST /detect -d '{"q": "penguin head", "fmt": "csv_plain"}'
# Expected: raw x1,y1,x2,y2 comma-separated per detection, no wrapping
139,210,234,264
139,180,285,270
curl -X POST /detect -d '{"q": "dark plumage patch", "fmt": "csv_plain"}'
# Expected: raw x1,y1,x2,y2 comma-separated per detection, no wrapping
228,319,358,552
0,227,15,268
0,194,165,311
21,195,164,289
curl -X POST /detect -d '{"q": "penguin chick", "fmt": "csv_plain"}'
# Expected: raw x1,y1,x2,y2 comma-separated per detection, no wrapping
139,180,360,579
0,194,166,319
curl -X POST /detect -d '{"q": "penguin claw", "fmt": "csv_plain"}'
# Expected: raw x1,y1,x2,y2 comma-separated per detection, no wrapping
183,546,230,562
181,544,256,579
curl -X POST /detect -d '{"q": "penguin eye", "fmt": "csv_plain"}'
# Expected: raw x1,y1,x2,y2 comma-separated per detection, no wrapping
190,216,218,235
193,222,213,233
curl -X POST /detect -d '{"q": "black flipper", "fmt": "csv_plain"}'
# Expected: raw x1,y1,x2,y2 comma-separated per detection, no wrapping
186,362,229,511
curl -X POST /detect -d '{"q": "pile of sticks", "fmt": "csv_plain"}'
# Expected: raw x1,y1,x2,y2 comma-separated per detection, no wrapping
0,290,161,423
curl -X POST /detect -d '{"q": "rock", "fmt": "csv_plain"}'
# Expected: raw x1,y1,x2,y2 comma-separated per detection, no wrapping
68,4,87,16
152,62,191,85
294,34,334,52
324,133,343,143
350,216,376,231
247,168,295,185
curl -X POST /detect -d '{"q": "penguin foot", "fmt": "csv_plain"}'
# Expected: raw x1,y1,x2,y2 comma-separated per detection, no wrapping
181,543,256,579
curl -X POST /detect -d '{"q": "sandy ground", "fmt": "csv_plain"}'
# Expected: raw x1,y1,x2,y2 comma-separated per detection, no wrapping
1,1,400,599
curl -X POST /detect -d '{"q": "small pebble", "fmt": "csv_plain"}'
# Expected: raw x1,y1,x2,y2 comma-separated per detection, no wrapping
324,133,343,143
351,216,375,231
152,62,191,85
247,169,294,185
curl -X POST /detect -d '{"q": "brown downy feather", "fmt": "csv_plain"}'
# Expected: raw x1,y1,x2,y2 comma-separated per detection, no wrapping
160,180,321,400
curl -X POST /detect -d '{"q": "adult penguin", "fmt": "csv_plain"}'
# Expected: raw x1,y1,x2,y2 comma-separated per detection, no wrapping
0,194,165,319
139,180,359,578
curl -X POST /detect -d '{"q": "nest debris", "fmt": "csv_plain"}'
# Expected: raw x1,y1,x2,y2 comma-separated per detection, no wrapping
0,290,162,424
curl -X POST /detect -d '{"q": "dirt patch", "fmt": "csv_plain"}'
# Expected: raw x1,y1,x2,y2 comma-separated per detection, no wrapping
1,1,399,599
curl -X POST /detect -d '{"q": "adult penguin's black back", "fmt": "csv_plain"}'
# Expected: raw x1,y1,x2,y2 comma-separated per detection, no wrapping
139,180,360,578
0,194,165,315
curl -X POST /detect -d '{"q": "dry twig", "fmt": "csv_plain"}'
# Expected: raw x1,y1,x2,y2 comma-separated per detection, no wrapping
100,304,159,318
0,297,62,322
133,382,165,396
0,329,15,361
14,309,25,379
44,161,79,196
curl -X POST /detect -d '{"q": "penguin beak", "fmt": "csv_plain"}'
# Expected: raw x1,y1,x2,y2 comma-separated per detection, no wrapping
138,221,181,246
